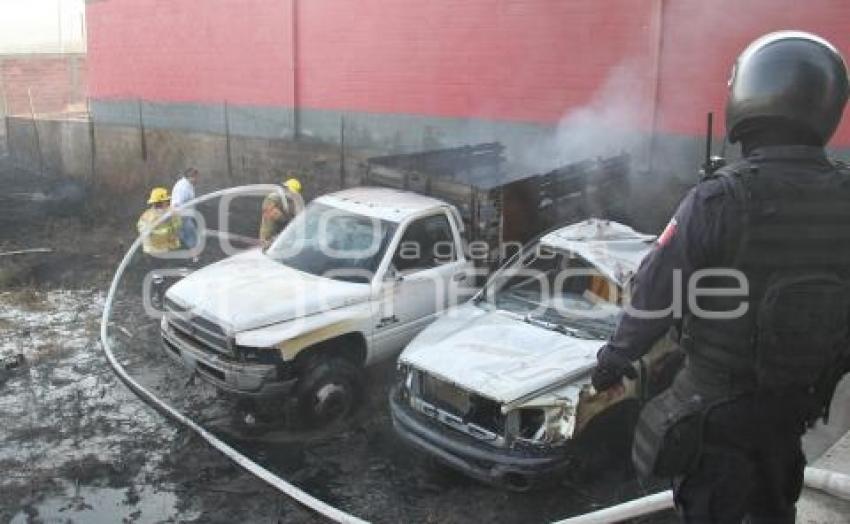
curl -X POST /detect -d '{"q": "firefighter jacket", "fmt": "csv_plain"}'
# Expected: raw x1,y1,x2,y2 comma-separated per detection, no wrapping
259,191,293,244
137,207,182,254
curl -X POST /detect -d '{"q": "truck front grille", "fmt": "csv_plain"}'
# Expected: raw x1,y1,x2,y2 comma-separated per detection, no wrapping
413,371,507,444
420,373,471,415
164,299,233,357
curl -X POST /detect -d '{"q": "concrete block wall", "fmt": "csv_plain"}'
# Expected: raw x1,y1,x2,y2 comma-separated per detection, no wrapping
6,116,93,180
5,114,362,221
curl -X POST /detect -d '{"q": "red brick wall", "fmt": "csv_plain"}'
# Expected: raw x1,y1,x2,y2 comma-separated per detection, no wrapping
86,0,850,145
1,54,86,116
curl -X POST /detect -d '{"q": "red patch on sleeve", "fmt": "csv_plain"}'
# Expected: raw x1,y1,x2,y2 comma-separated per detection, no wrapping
657,218,678,247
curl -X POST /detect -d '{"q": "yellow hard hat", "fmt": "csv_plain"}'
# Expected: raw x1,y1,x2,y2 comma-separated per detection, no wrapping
147,187,171,204
283,177,302,194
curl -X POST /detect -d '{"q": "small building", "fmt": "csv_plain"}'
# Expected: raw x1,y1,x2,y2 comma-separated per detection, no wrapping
0,0,87,119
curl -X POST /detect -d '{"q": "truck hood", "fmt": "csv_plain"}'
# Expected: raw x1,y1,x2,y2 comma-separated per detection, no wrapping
165,249,371,332
399,303,603,404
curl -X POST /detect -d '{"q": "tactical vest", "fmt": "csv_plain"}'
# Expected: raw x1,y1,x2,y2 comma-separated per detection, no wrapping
682,149,850,393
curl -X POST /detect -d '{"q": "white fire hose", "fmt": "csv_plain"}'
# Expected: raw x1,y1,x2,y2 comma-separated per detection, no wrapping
551,490,675,524
804,467,850,502
551,467,850,524
100,186,367,524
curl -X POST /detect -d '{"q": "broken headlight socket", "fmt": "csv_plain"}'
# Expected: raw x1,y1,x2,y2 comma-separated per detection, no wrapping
507,406,573,447
236,345,282,365
506,408,546,442
519,408,547,439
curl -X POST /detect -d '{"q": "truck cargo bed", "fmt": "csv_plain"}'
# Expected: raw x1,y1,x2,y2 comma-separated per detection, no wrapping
363,143,631,269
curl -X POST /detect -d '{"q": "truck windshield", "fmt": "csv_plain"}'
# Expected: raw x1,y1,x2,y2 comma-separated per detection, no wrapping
480,247,621,339
266,202,397,283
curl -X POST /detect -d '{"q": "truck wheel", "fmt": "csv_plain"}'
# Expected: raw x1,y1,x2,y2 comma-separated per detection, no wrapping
296,357,362,428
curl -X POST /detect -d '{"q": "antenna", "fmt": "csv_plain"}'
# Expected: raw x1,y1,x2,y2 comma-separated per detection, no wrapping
705,112,713,172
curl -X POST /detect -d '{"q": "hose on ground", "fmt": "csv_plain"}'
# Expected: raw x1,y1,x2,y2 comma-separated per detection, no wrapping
551,467,850,524
804,467,850,502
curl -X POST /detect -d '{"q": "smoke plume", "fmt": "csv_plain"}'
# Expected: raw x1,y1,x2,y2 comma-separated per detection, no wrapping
520,61,653,172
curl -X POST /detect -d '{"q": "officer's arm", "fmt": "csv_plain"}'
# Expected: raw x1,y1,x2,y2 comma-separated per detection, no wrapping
603,179,735,362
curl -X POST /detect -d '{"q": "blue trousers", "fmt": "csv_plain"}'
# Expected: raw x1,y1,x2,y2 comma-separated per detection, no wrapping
179,217,198,249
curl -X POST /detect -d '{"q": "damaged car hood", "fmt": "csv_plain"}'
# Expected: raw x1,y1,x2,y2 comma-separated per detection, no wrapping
399,303,603,404
165,249,371,332
540,219,655,286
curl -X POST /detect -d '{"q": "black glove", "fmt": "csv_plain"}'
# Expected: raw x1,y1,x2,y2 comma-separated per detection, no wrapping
591,344,638,392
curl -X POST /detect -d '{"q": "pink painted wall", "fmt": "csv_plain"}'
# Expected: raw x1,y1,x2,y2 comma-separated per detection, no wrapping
87,0,295,106
86,0,850,145
655,0,850,144
295,0,656,124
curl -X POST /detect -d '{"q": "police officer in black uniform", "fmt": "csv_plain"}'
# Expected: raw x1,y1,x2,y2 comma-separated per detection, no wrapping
591,31,850,523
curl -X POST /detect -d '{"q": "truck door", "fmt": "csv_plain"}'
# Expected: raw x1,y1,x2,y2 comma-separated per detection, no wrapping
372,212,473,357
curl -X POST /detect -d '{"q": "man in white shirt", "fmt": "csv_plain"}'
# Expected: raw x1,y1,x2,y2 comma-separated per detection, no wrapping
171,167,200,249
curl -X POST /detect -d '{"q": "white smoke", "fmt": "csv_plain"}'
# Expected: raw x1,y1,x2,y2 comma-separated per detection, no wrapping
520,61,653,172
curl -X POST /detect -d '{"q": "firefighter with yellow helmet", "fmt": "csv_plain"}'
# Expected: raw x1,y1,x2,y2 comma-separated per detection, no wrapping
137,187,182,254
259,175,302,247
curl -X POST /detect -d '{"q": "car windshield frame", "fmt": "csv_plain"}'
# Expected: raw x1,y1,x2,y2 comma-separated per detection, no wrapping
265,201,397,284
476,243,622,340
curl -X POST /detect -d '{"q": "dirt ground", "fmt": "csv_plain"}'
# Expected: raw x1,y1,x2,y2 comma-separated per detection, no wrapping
1,289,676,524
0,157,682,523
2,156,845,524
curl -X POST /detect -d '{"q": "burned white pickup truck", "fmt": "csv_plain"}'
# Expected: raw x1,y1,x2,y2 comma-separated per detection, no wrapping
160,144,633,427
162,187,478,426
390,219,682,490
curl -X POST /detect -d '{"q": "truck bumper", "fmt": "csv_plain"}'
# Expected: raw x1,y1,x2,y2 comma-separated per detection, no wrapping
161,324,296,398
389,386,574,491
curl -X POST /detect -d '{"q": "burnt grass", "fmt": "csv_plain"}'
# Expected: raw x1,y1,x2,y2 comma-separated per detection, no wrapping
0,158,678,523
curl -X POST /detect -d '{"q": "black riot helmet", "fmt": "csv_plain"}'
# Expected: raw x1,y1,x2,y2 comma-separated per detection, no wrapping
726,31,849,144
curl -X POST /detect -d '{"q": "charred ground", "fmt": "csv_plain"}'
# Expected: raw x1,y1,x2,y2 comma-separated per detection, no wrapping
0,158,683,523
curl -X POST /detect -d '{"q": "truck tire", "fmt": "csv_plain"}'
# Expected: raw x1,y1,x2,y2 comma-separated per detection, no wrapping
296,356,362,428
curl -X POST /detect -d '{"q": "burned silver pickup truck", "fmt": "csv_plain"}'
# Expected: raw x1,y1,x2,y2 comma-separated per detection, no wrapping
390,219,682,490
